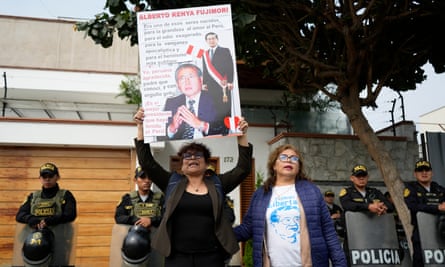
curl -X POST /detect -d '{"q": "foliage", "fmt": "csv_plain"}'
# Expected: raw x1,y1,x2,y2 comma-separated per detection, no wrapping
242,171,265,267
116,75,142,105
236,0,445,106
242,239,254,267
255,170,264,188
74,0,233,48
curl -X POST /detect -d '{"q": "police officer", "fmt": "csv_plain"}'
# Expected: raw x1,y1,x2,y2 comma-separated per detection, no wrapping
324,190,344,237
16,162,77,265
404,160,445,267
339,164,393,214
16,162,77,230
325,190,343,219
339,164,394,264
115,166,165,266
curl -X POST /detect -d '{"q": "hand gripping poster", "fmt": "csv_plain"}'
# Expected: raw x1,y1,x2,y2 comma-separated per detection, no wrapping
137,4,242,143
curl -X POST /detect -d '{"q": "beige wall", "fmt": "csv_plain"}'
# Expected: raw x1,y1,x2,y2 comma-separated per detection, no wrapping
419,106,445,133
0,16,139,74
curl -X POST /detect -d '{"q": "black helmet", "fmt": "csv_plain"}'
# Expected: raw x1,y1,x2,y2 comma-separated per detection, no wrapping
22,228,54,265
121,225,151,264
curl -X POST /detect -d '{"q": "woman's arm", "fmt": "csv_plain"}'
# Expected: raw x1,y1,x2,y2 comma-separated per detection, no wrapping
134,108,171,191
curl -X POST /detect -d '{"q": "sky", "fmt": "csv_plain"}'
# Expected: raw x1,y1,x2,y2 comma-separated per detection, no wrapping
1,0,444,131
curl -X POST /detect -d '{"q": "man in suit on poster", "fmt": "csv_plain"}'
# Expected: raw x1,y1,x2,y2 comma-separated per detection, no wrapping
202,32,235,120
162,63,226,140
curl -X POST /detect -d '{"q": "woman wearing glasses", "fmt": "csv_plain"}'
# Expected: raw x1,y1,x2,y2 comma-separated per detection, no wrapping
133,107,252,267
234,144,347,267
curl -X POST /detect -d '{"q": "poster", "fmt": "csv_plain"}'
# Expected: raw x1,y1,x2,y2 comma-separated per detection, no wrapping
136,4,242,143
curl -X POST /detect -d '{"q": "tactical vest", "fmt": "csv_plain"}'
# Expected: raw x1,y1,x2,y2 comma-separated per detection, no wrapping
129,191,163,218
30,189,66,217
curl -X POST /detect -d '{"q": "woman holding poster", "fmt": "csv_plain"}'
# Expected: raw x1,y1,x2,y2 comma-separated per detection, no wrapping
133,107,253,267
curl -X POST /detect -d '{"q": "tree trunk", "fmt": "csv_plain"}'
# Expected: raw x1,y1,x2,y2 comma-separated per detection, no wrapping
340,94,414,256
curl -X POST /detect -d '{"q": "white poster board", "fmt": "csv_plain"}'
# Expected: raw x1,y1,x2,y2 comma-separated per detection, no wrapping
136,4,242,143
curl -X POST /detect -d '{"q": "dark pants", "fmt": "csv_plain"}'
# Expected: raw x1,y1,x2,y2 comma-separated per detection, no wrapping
412,239,424,267
412,228,424,267
165,250,225,267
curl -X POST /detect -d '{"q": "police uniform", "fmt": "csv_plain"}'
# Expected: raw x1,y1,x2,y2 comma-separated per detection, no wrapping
404,160,445,267
339,186,394,213
114,167,165,266
339,164,394,265
114,189,164,226
16,163,77,227
324,190,343,216
15,162,77,266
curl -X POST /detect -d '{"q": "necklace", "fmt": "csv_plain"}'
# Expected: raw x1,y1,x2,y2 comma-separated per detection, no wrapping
188,181,203,192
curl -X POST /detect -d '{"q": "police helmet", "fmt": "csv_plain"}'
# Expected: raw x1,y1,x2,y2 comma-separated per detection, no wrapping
121,225,151,264
22,228,54,265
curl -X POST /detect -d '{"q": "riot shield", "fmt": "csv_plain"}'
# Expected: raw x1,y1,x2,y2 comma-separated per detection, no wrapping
12,222,77,267
109,224,164,267
345,212,402,266
417,212,445,266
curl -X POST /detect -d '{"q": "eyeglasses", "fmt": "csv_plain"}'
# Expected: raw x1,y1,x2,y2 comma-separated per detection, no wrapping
183,151,204,160
278,154,299,163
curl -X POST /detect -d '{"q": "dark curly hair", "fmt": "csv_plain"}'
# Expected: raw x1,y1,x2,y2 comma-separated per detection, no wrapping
263,144,311,192
177,142,211,164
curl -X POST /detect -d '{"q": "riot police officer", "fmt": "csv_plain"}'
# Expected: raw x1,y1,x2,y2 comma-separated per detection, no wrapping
339,164,394,264
324,190,344,237
115,166,165,266
404,160,445,267
16,162,77,265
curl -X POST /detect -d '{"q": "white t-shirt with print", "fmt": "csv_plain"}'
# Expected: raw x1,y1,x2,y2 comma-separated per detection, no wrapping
266,184,301,267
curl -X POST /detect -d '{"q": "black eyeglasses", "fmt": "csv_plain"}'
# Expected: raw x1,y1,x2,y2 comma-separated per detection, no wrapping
278,154,299,163
183,151,204,160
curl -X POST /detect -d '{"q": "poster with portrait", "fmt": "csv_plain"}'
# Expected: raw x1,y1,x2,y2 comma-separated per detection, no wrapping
136,4,242,143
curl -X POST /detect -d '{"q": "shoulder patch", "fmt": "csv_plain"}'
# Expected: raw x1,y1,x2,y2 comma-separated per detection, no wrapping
404,188,410,198
339,188,347,197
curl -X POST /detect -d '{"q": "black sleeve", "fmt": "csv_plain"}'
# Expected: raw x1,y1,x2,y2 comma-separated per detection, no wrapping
339,189,369,212
135,139,171,192
219,143,253,194
115,194,138,225
333,204,343,214
44,190,77,226
404,182,440,215
16,193,40,227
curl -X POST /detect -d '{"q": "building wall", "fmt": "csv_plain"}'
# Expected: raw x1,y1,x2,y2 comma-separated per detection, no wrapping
419,106,445,133
0,16,139,74
269,131,419,197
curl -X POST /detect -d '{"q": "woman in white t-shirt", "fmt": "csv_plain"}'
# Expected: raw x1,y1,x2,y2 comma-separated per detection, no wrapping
234,144,347,267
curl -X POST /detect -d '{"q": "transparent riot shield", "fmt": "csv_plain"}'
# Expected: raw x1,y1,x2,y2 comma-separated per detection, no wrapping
12,222,77,267
345,212,401,267
109,224,164,267
417,212,445,267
